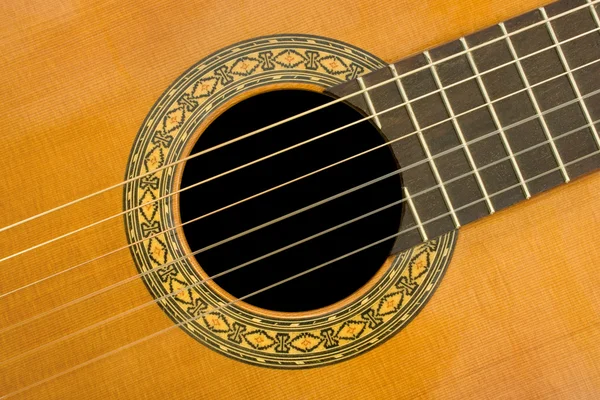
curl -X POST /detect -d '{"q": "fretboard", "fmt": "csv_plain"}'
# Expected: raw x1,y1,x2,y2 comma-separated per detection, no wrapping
327,0,600,254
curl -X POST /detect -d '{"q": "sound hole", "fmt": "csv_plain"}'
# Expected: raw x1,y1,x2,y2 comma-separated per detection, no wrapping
179,90,403,312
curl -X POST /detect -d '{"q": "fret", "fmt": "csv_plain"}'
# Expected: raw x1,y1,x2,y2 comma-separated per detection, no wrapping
349,60,457,241
328,61,456,249
389,63,461,229
425,50,496,214
589,0,600,26
540,6,600,150
319,0,600,257
460,37,532,200
505,4,600,180
356,76,382,129
545,0,599,41
390,46,517,223
420,40,526,213
403,187,428,241
463,25,556,198
500,21,571,183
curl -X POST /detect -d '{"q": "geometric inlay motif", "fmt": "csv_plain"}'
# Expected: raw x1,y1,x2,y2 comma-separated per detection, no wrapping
335,320,366,340
274,49,306,68
124,34,457,369
203,312,231,333
163,107,185,134
139,188,158,223
244,330,276,350
191,78,218,98
171,280,195,305
143,145,165,172
289,333,323,353
409,247,432,281
230,57,261,76
377,291,404,316
146,237,168,265
318,55,349,75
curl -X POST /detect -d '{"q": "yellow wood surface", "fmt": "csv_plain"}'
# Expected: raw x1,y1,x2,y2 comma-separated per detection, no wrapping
1,0,599,398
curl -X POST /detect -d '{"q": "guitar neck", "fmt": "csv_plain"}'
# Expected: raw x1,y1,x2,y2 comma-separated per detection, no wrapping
328,0,600,254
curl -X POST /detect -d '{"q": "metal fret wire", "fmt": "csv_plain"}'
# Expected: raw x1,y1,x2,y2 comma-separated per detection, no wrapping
5,81,599,344
5,114,597,367
2,23,600,265
500,22,571,182
403,187,428,241
3,3,600,397
590,0,600,25
389,63,461,228
460,37,532,199
3,53,600,300
1,0,598,235
357,76,383,128
424,51,495,214
4,140,599,399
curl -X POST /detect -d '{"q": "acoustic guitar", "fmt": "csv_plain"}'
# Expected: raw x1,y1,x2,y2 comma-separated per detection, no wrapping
1,0,599,397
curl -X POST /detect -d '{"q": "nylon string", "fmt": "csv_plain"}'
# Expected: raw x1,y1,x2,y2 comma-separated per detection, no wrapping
3,2,600,396
3,143,599,399
0,0,597,235
3,20,599,265
3,55,599,299
2,18,600,368
2,114,598,366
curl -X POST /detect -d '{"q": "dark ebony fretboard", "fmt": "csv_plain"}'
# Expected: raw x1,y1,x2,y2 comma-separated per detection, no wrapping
328,0,600,254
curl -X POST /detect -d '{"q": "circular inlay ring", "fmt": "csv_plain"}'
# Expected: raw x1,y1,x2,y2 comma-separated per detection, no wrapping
123,34,457,368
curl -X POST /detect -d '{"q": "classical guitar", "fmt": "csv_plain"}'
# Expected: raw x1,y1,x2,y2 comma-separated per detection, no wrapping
2,0,599,397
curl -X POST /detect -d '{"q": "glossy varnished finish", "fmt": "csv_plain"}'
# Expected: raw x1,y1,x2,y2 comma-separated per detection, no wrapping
1,0,599,398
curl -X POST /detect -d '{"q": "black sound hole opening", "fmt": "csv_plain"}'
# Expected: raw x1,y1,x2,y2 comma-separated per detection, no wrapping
179,89,403,312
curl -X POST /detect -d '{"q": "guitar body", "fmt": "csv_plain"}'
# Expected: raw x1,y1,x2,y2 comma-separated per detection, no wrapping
1,0,600,398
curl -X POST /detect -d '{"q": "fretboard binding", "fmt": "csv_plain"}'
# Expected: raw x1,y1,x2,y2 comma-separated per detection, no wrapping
459,37,532,200
403,187,428,241
425,50,496,214
357,77,382,129
500,22,571,183
389,63,461,228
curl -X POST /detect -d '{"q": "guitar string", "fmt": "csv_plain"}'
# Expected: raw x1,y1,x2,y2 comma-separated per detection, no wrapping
0,50,600,298
0,0,596,235
3,147,599,399
3,56,600,302
2,115,597,366
3,23,598,265
2,3,590,396
4,2,600,396
0,36,600,314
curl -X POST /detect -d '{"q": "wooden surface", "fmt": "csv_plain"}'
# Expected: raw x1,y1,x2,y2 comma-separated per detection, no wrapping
328,6,600,255
1,0,600,398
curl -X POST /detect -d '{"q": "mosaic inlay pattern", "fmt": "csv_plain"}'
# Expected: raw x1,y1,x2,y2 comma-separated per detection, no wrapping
123,34,457,368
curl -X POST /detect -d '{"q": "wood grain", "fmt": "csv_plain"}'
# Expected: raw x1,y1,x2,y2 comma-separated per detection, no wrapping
328,2,600,255
1,0,599,398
